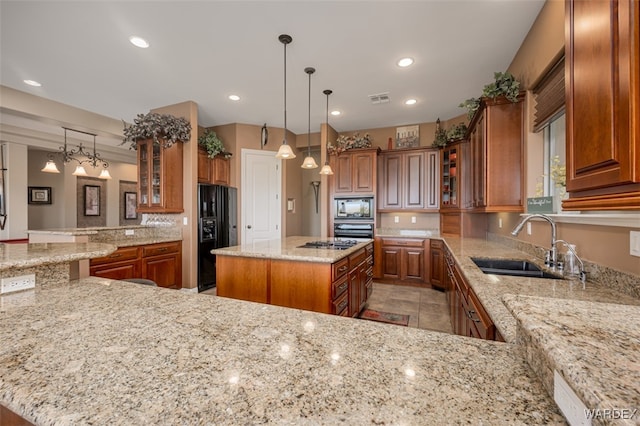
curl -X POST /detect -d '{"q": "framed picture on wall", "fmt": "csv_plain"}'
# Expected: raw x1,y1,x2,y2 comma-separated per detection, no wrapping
84,185,100,216
28,186,52,204
124,192,137,219
395,125,420,149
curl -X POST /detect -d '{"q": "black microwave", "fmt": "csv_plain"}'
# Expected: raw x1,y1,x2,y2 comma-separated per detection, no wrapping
334,197,374,220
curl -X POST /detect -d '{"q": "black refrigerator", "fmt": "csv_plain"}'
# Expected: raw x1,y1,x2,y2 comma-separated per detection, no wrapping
198,184,237,292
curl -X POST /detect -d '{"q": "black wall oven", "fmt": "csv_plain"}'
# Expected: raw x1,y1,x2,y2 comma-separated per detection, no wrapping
333,196,374,239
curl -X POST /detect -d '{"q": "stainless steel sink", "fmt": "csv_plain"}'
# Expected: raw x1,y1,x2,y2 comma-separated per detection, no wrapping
471,257,565,280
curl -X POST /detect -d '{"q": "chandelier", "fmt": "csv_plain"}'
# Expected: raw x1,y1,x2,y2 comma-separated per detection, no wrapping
41,127,111,179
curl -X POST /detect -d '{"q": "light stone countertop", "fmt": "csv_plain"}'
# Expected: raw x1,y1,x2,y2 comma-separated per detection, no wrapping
441,237,640,343
26,226,152,235
0,277,565,425
212,236,373,263
106,236,182,248
375,228,439,238
0,242,116,271
503,295,640,424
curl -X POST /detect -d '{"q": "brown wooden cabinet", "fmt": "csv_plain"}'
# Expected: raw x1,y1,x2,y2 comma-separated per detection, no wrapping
330,148,378,195
468,94,525,212
378,237,428,285
443,244,495,340
137,139,184,213
564,0,640,210
89,241,182,289
429,239,445,290
197,147,231,186
378,147,439,211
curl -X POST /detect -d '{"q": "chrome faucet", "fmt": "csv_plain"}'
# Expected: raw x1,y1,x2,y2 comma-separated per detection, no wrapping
511,214,558,268
555,239,587,285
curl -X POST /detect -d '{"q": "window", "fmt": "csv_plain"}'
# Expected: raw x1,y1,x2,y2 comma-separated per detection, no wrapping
542,113,566,197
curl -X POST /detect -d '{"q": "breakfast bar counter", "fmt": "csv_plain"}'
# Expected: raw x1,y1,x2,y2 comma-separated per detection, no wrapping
0,277,564,425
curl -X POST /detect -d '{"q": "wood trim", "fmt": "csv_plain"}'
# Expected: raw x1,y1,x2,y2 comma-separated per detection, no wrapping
562,188,640,210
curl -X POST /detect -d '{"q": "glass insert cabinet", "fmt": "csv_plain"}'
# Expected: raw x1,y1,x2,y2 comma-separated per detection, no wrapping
136,139,184,214
442,145,458,208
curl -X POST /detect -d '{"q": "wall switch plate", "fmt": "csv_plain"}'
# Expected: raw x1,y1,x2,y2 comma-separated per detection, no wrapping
554,370,590,426
527,222,532,235
125,229,134,236
411,216,416,224
499,218,503,228
0,274,36,294
631,231,640,257
183,216,188,226
394,216,399,223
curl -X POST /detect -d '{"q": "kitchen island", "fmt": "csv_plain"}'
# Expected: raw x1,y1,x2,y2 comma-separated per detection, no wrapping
213,236,374,317
0,276,565,425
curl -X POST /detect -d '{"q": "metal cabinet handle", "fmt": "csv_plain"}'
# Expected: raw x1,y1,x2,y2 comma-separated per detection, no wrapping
338,265,348,273
109,254,122,259
337,282,348,293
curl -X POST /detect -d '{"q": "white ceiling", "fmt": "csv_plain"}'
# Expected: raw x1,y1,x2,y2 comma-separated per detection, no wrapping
1,0,545,143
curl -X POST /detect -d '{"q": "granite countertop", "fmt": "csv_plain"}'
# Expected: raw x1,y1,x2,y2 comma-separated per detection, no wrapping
0,277,564,425
26,226,152,235
503,295,640,423
442,237,640,343
375,228,439,238
108,236,182,248
0,242,116,271
212,236,373,263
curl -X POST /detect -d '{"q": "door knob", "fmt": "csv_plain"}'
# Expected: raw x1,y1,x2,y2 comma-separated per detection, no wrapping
247,225,252,229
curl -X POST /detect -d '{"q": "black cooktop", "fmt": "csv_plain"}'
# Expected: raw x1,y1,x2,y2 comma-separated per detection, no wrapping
298,240,359,250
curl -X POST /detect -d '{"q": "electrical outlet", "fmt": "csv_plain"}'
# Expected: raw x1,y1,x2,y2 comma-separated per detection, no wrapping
499,218,503,228
394,216,399,223
554,370,589,426
125,229,134,236
0,274,36,294
631,231,640,257
527,222,532,235
411,216,416,224
183,216,188,226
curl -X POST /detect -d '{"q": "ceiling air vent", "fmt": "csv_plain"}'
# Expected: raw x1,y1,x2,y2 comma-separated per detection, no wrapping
368,92,390,104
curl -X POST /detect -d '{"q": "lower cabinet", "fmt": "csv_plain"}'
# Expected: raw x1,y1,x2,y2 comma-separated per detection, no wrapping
374,237,429,286
90,241,182,289
429,239,445,290
444,244,495,340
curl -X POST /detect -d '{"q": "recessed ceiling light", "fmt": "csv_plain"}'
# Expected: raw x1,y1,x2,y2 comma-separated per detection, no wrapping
129,36,149,48
397,57,414,67
23,79,42,87
405,99,417,105
330,110,341,116
228,95,240,101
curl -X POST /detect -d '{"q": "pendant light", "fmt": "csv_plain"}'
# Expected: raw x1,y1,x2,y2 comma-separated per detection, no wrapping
275,34,296,159
301,67,318,169
41,158,60,173
41,127,111,178
319,89,334,175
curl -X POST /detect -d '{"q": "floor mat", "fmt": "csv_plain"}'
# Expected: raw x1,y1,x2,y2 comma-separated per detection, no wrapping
358,309,410,326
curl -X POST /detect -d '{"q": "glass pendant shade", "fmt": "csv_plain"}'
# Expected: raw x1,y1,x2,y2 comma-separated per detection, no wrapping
72,165,88,176
301,155,318,169
41,159,60,173
99,169,112,179
276,143,296,159
319,164,334,175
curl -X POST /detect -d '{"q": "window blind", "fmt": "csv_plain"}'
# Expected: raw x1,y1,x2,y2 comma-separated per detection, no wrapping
533,57,565,132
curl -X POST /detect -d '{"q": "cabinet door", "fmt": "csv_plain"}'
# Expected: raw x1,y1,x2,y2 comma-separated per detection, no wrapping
197,148,211,183
429,241,444,290
137,139,184,213
212,156,230,186
404,151,425,209
142,254,181,289
565,0,640,209
348,269,360,317
382,247,401,279
380,153,402,209
358,261,368,312
90,261,139,281
425,150,439,209
352,151,375,193
471,113,486,208
403,248,424,281
333,154,353,193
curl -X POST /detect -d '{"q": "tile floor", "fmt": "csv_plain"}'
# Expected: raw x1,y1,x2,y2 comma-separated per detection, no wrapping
365,282,453,333
201,282,453,334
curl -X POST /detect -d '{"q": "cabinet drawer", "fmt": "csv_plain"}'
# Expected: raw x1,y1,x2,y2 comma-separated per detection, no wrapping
430,239,443,250
332,258,350,281
332,275,349,299
90,247,140,265
142,241,181,257
333,292,349,315
381,238,424,247
365,243,374,258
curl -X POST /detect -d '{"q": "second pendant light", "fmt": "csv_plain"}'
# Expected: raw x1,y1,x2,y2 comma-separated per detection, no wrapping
301,67,318,169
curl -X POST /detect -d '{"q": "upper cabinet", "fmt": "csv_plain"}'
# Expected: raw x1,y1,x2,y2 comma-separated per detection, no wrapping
441,140,472,210
330,148,379,195
378,147,439,211
137,139,184,213
564,0,640,210
468,94,525,212
198,147,231,186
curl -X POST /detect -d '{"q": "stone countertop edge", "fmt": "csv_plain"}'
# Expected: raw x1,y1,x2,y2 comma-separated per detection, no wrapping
438,236,640,344
0,277,565,425
110,236,182,248
211,236,373,263
502,294,640,420
0,242,117,271
375,228,439,238
26,225,153,235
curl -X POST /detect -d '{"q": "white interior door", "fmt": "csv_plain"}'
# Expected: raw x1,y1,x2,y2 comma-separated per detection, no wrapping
241,149,281,245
